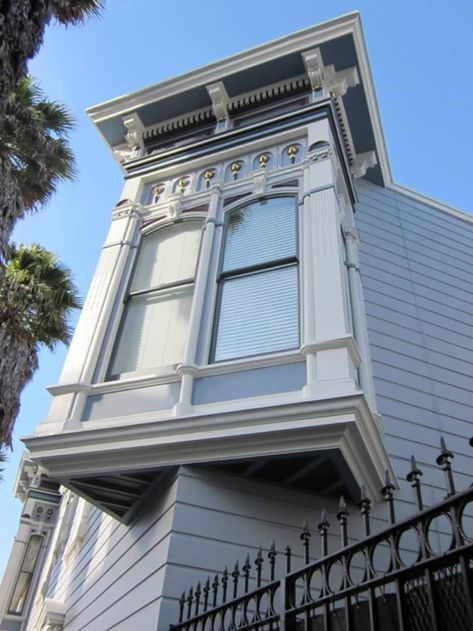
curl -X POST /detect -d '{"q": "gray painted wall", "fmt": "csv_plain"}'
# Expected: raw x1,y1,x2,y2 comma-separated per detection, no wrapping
192,362,306,405
356,179,473,513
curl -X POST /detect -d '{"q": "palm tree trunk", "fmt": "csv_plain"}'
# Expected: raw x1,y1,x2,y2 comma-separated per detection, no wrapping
0,158,24,272
0,1,50,103
0,325,37,447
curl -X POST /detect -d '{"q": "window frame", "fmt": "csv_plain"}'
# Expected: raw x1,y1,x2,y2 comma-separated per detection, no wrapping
210,194,300,363
7,534,44,616
107,217,204,380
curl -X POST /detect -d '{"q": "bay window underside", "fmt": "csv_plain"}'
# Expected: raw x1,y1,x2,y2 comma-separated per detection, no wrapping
24,394,394,522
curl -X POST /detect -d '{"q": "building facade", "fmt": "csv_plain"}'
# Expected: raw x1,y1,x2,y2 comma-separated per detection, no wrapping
1,12,472,631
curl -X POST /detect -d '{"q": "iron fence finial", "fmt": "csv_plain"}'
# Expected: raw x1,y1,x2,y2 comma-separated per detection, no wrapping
382,469,396,524
437,436,456,496
318,508,330,557
359,485,372,536
407,455,424,510
337,495,349,547
268,541,277,580
300,521,311,565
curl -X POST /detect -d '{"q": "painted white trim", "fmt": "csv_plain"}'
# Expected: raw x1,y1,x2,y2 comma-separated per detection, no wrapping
24,393,392,501
387,181,473,224
349,18,392,185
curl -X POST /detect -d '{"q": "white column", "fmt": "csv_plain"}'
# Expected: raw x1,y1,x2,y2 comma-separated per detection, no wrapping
37,179,143,434
174,184,222,415
344,220,378,414
302,118,358,399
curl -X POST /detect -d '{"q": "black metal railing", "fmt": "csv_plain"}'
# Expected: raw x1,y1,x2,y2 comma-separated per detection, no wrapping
171,437,473,630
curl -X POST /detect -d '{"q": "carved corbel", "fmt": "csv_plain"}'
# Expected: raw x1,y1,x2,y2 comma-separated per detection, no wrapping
302,48,359,97
351,151,377,179
253,171,267,196
122,112,146,156
42,598,66,631
167,199,182,220
206,82,230,127
112,200,143,219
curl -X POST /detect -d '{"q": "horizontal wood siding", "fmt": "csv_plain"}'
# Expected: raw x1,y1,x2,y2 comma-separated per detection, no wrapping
355,179,473,500
29,473,179,631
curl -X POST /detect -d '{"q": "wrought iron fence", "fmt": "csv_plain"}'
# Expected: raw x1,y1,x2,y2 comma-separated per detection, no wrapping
171,437,473,630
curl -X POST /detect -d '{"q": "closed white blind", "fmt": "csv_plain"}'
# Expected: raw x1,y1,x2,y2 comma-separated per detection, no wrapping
214,265,299,361
110,286,194,375
132,222,202,290
223,197,296,272
109,220,203,377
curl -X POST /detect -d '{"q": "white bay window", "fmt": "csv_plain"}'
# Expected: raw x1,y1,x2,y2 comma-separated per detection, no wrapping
109,220,203,377
213,196,299,362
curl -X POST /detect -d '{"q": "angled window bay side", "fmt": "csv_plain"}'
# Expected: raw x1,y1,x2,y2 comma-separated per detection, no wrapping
212,196,299,362
7,535,43,616
109,220,203,378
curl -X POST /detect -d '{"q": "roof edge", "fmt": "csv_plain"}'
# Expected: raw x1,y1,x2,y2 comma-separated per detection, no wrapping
388,182,473,225
86,12,360,123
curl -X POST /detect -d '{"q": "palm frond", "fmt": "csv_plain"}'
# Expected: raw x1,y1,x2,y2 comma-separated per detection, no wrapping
52,0,104,25
0,244,81,447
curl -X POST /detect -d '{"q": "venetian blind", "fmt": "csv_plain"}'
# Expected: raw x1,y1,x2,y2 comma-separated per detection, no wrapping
214,196,299,362
109,221,202,377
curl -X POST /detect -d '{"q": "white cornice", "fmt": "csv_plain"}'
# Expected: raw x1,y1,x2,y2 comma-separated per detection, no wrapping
87,13,360,124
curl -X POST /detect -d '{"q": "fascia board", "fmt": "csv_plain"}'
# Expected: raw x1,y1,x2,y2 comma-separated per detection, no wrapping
23,395,392,496
26,417,354,477
350,18,392,186
86,12,360,124
388,181,473,224
25,395,365,453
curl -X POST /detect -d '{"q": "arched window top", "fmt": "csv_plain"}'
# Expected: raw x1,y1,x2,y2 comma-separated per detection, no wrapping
223,196,296,272
133,220,202,292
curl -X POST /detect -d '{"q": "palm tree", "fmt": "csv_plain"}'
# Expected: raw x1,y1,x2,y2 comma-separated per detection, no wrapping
0,77,75,269
0,243,81,448
0,1,103,103
0,1,103,270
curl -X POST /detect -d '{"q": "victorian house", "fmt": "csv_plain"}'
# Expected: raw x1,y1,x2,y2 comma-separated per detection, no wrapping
1,12,472,631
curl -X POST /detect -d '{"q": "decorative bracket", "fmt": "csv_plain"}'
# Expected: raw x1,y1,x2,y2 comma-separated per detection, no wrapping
302,48,359,97
42,598,66,631
253,171,267,196
351,151,377,179
206,81,230,127
122,112,146,156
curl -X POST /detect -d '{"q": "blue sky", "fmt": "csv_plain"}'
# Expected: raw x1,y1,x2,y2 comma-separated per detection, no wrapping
1,0,472,575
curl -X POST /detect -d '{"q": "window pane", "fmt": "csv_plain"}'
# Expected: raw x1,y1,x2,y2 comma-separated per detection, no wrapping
110,286,193,375
8,535,43,615
132,221,202,291
223,197,296,272
214,265,299,361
